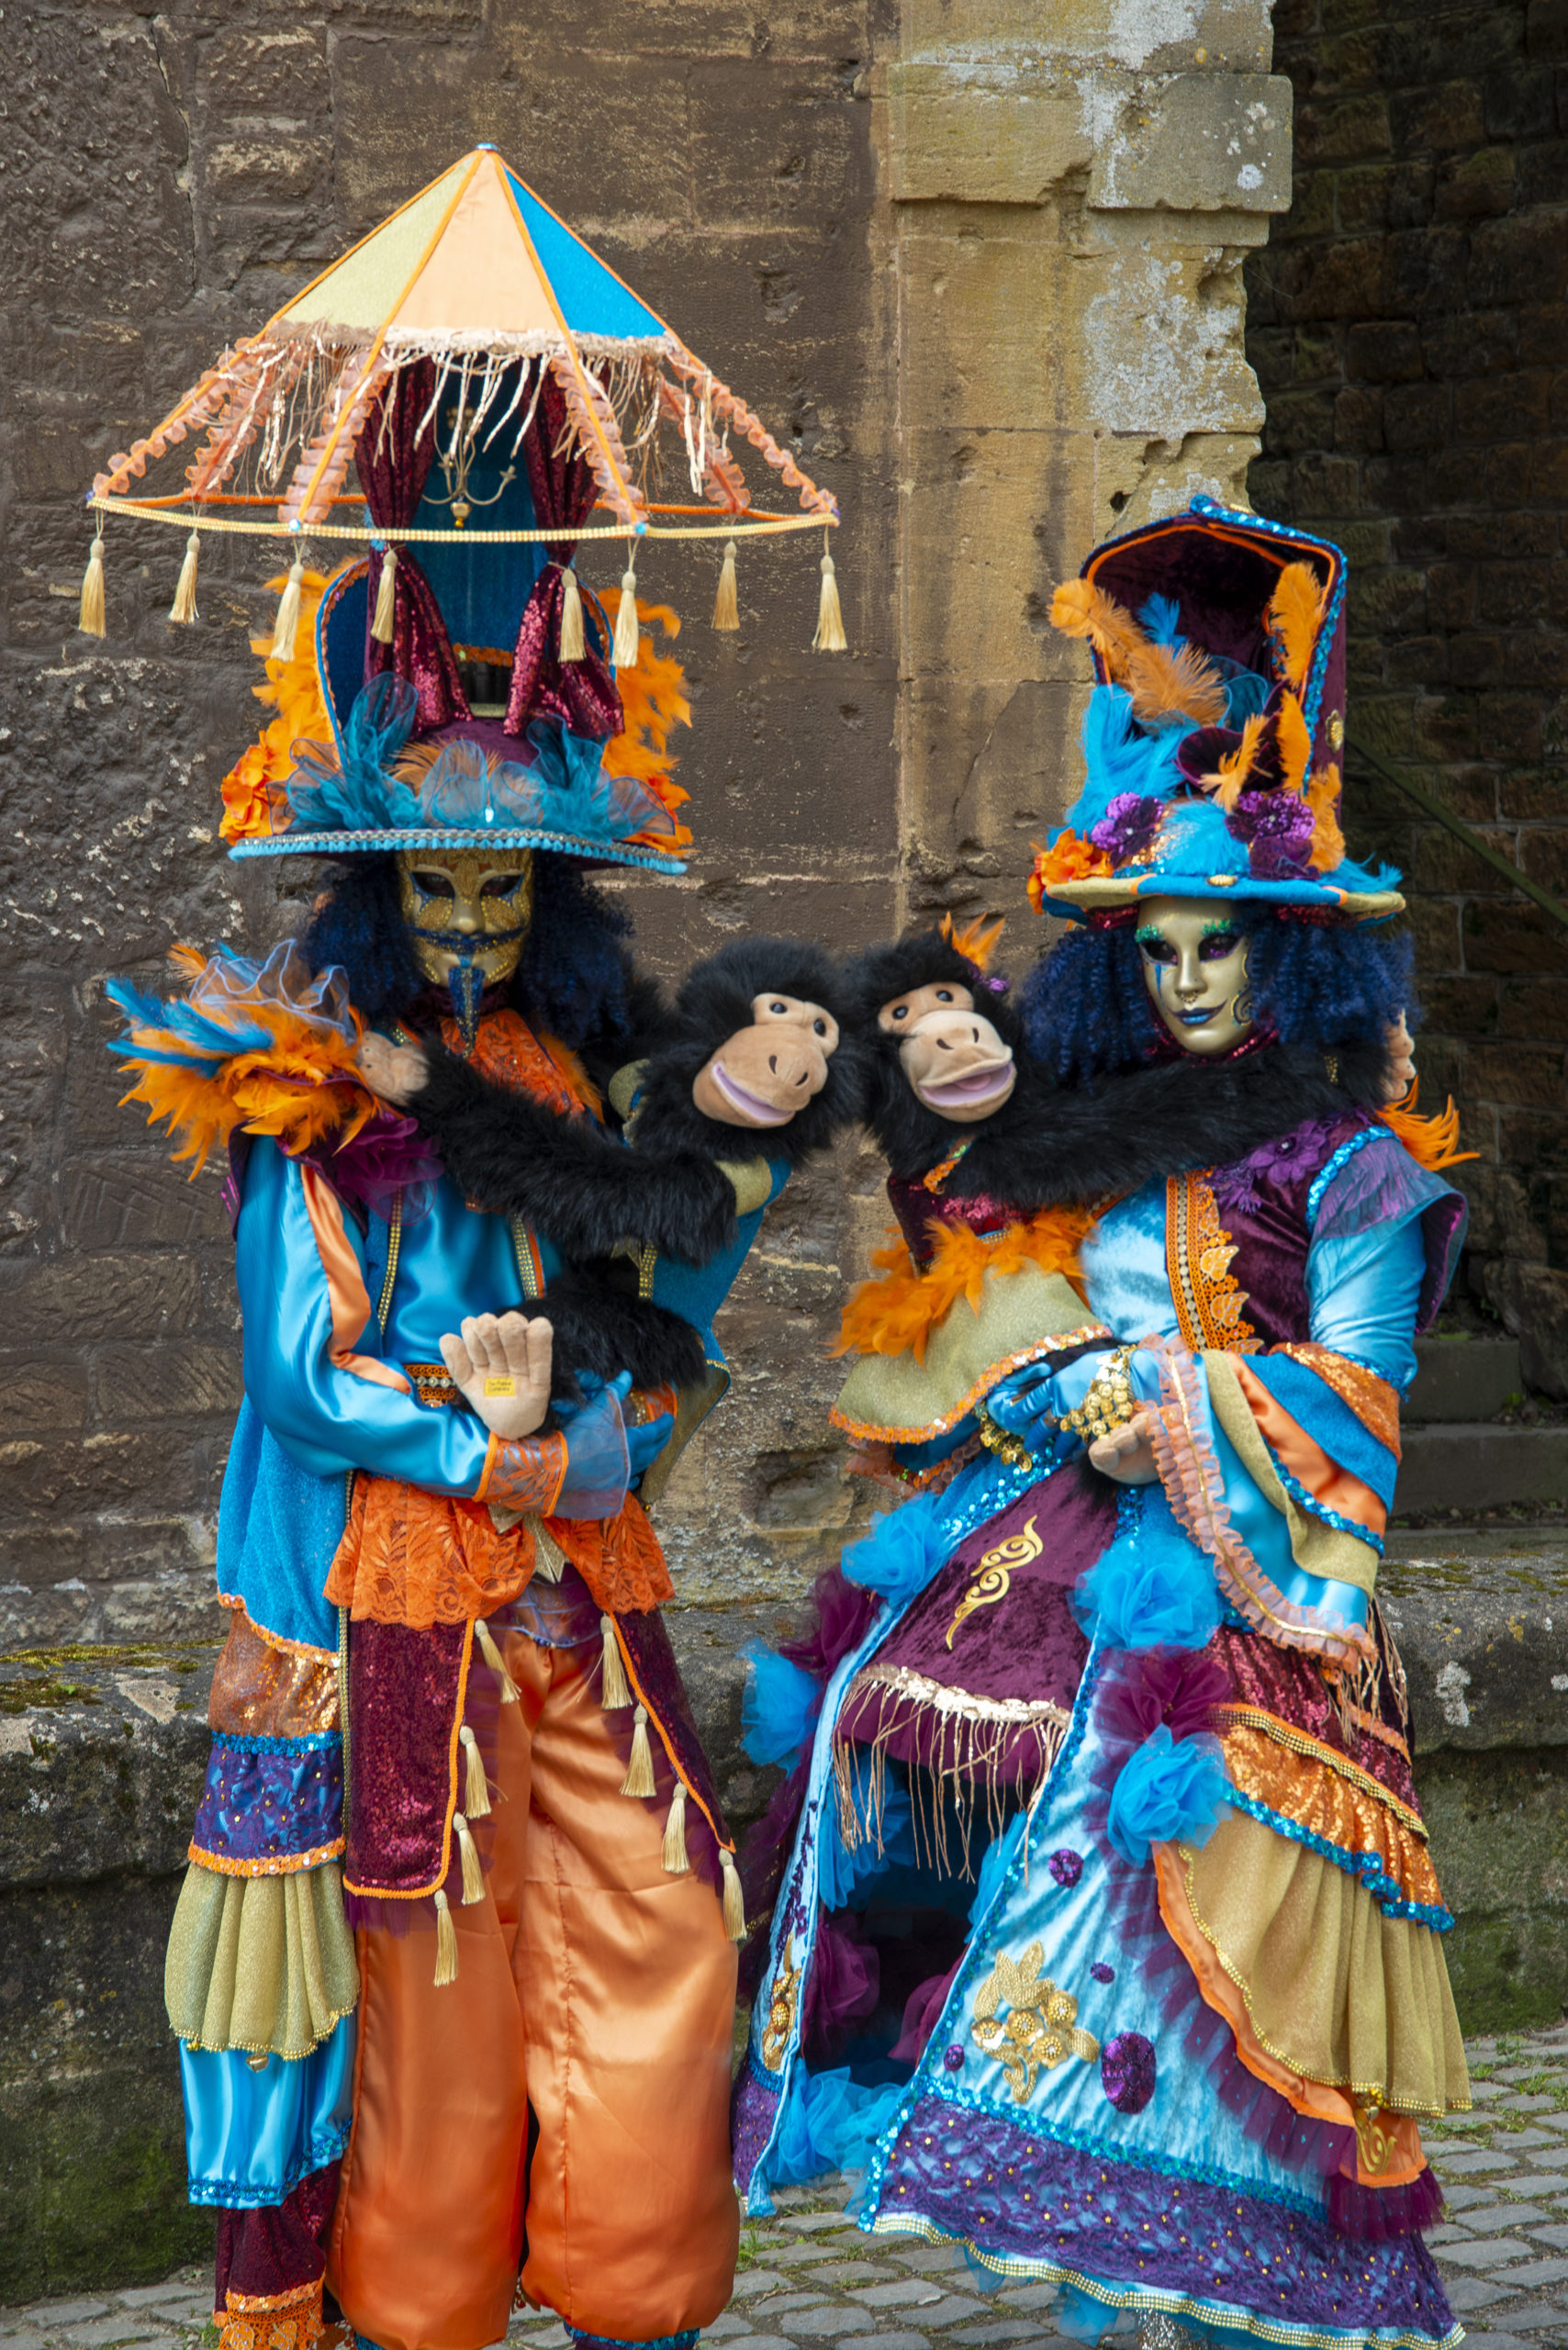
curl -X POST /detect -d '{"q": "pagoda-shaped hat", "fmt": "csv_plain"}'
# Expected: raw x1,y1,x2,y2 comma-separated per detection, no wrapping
79,147,847,874
1029,496,1403,923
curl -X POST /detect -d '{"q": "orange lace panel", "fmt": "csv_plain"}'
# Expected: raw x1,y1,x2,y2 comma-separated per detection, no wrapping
479,1428,569,1512
1166,1169,1259,1353
216,2281,324,2350
440,1008,602,1118
548,1494,673,1617
326,1475,540,1628
209,1604,339,1738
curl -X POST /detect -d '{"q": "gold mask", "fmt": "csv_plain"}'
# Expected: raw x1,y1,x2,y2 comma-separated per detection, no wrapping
1135,895,1254,1058
397,849,534,1035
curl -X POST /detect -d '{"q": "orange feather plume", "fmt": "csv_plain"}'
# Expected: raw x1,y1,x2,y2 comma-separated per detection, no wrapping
833,1205,1093,1366
113,949,372,1178
1266,562,1327,694
1202,711,1268,811
1376,1080,1474,1170
1306,761,1346,872
1050,578,1226,728
601,596,694,850
1275,689,1313,798
939,912,1007,971
219,570,333,844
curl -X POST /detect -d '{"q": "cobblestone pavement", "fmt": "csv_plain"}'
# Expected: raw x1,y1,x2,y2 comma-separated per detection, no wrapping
4,2027,1566,2350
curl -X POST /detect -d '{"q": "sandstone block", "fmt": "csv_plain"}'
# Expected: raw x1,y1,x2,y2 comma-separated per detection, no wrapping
1089,73,1293,213
888,73,1091,207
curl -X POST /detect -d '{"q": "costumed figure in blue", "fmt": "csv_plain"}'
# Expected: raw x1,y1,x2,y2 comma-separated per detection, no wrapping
105,350,859,2350
732,500,1474,2349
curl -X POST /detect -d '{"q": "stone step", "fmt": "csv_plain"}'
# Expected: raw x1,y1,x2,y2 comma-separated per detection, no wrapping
1394,1422,1568,1517
1406,1334,1524,1424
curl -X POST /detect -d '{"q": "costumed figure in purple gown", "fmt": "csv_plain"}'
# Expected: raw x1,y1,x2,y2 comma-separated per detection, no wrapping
732,498,1473,2350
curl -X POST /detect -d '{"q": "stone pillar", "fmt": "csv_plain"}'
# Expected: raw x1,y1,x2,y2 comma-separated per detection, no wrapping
875,3,1294,926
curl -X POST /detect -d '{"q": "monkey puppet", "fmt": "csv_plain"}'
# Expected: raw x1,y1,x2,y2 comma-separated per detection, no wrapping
358,934,868,1424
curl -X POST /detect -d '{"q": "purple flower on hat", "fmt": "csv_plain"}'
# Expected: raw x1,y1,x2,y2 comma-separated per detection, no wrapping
1089,793,1161,866
1225,787,1315,879
1101,2031,1157,2115
1047,1847,1083,1888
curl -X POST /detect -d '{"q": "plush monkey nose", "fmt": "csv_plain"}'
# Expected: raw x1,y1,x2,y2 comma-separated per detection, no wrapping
900,1008,1016,1122
692,1022,833,1128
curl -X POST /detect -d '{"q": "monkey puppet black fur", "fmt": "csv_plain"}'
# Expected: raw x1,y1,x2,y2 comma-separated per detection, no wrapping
406,937,868,1394
849,928,1396,1214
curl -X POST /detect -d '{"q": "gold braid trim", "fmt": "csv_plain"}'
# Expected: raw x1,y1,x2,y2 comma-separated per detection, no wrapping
1215,1706,1426,1836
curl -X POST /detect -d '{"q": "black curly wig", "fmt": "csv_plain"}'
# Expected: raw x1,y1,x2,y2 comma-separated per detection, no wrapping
1019,907,1417,1087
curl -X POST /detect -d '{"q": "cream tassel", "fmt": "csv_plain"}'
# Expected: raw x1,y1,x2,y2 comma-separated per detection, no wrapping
453,1811,484,1906
370,545,397,644
433,1888,458,1986
270,554,306,661
79,532,106,638
459,1725,491,1818
621,1704,657,1799
612,556,640,669
712,537,739,632
168,530,200,625
475,1617,520,1704
599,1614,632,1710
720,1848,746,1942
812,535,847,654
662,1782,691,1876
558,564,585,661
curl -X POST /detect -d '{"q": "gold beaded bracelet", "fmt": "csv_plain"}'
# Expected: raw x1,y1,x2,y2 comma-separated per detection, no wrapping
976,1404,1034,1473
1058,1345,1138,1443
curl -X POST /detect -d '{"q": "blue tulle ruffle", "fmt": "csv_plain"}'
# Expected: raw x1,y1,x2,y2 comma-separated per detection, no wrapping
841,1492,948,1608
772,2065,907,2185
741,1645,823,1771
1075,1486,1222,1652
1106,1726,1231,1870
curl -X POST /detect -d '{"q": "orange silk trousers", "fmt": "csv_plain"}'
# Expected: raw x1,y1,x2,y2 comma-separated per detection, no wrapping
328,1628,740,2350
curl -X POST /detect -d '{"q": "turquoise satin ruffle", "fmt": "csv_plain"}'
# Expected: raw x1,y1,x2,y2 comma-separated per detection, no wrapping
181,2009,354,2207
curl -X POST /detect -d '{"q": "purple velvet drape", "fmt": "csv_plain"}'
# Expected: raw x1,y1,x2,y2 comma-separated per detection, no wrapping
357,360,469,732
505,362,623,743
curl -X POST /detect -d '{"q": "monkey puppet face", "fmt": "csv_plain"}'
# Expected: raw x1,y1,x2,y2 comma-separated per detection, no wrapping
691,992,841,1128
878,979,1017,1123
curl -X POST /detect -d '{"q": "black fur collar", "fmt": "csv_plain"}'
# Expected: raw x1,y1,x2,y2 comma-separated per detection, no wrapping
873,1036,1395,1213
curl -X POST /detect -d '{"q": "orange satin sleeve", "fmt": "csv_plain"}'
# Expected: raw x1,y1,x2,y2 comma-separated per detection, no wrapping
1231,1358,1386,1538
299,1162,411,1393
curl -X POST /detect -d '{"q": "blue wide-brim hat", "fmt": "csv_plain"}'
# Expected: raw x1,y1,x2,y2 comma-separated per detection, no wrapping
1032,496,1402,924
229,559,686,873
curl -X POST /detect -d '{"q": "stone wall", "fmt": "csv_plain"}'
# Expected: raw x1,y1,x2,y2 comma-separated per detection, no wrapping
1244,0,1568,1390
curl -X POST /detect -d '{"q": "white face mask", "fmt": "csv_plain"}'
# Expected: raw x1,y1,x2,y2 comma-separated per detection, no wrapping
1135,895,1254,1058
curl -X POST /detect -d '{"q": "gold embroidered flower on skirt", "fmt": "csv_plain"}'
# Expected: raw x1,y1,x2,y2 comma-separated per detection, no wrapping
761,1946,801,2073
971,1942,1099,2101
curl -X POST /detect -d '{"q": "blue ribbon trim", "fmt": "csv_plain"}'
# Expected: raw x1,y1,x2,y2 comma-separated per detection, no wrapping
1268,1455,1384,1558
